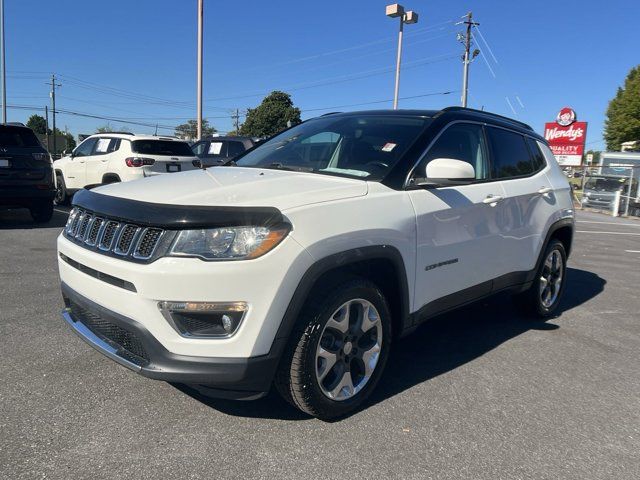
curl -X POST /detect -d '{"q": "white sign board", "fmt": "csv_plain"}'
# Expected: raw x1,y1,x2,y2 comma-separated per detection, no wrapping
554,154,582,167
208,142,223,155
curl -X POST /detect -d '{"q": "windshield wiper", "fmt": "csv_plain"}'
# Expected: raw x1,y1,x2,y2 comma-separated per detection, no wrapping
265,162,315,172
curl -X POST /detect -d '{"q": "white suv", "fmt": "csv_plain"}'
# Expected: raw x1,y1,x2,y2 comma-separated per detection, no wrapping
53,133,197,205
57,108,574,419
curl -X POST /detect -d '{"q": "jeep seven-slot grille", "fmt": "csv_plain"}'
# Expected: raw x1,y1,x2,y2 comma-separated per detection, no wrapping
64,207,165,261
68,300,149,366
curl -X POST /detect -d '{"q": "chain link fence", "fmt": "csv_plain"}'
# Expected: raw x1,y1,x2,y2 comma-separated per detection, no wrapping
563,165,640,218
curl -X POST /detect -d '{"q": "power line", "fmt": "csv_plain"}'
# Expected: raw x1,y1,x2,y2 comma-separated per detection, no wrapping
301,90,458,113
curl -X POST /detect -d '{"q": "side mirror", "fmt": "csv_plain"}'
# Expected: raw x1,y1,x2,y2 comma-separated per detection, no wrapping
415,158,475,186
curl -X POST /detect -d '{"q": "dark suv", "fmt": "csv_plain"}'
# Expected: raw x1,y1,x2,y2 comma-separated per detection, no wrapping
0,123,55,222
190,136,255,167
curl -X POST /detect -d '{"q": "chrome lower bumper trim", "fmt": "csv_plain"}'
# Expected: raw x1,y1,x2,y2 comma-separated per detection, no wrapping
62,309,142,373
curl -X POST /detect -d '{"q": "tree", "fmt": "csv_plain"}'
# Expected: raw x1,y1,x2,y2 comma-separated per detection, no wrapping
95,123,130,133
174,119,216,140
604,65,640,151
240,91,301,138
26,114,48,135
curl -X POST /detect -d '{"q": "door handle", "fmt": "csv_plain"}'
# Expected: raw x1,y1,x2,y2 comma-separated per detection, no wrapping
537,186,552,195
483,194,504,204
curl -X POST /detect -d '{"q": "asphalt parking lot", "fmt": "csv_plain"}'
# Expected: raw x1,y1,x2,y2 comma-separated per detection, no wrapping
1,207,639,479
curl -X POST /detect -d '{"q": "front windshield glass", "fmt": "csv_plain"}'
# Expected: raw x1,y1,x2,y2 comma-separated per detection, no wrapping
234,114,430,180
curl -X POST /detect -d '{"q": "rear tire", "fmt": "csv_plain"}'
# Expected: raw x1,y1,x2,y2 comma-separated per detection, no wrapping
516,239,567,317
30,201,54,223
54,173,70,206
275,277,392,420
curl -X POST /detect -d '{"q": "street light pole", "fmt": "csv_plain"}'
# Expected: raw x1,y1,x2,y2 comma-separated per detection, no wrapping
196,0,203,140
386,4,418,110
0,0,6,123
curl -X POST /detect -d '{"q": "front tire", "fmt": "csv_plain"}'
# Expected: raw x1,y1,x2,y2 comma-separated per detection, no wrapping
517,239,567,317
275,277,392,420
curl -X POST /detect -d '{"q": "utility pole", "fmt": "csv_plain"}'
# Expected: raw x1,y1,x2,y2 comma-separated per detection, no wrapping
47,74,61,155
0,0,6,123
45,105,50,151
458,12,479,108
196,0,204,140
232,108,240,134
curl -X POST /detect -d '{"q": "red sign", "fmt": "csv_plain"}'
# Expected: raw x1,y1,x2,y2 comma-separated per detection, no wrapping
544,107,587,166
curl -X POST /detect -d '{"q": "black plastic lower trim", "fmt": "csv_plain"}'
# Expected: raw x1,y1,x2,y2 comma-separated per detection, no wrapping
60,253,137,292
61,283,280,397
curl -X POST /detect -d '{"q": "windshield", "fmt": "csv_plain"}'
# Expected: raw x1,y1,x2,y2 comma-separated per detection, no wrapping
585,178,625,192
234,114,430,180
131,140,194,156
0,126,41,148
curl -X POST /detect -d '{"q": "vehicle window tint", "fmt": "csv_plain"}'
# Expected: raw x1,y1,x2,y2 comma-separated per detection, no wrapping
94,138,111,155
192,141,207,156
526,137,546,171
0,127,41,147
227,141,246,157
422,123,489,179
131,140,194,156
487,127,534,178
74,138,98,157
107,138,121,153
235,115,430,180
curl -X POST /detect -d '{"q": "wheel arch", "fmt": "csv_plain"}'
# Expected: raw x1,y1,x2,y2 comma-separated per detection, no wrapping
101,173,121,184
272,245,411,351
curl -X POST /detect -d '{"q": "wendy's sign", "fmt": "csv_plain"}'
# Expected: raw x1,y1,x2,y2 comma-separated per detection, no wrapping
544,107,587,166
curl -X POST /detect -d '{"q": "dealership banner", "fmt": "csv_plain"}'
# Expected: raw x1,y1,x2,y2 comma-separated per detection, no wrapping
544,107,587,166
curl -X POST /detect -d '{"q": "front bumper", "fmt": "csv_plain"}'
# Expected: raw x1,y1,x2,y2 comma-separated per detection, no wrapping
61,283,282,399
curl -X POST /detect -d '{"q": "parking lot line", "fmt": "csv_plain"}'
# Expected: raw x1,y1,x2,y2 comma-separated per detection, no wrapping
577,220,640,227
576,230,640,235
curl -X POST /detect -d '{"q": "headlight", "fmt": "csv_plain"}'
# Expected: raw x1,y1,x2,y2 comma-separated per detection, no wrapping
169,225,290,260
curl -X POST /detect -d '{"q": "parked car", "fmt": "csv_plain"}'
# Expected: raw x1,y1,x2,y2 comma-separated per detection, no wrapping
57,107,574,419
0,123,55,222
581,174,636,213
53,133,197,205
190,136,255,167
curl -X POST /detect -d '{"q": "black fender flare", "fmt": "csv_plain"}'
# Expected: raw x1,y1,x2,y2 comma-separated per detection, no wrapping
270,245,411,355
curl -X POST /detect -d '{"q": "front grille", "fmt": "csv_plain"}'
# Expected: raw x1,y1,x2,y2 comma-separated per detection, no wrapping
64,207,165,262
69,300,149,366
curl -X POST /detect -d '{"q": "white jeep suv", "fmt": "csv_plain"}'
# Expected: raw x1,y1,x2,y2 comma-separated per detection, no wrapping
53,133,197,205
57,108,574,419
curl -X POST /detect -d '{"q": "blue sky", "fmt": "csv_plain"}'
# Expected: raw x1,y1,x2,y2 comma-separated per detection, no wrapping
3,0,637,149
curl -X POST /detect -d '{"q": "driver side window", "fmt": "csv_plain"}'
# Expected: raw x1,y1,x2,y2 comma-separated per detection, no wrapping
421,123,489,180
74,138,98,157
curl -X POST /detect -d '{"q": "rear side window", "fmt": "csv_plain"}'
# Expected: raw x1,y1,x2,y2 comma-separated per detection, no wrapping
131,140,194,156
526,137,546,171
107,138,121,153
227,141,246,157
0,127,41,147
487,127,534,178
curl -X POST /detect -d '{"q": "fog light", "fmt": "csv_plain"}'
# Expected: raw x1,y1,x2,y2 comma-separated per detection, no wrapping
158,301,247,338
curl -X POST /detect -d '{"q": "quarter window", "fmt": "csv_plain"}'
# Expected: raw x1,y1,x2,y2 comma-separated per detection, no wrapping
421,123,489,179
227,141,246,157
526,137,546,171
487,127,534,178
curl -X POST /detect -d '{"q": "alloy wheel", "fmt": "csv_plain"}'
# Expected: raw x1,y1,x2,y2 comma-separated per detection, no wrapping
315,298,383,401
539,249,563,309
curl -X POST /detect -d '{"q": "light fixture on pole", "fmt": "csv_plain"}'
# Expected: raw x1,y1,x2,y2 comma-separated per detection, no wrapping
386,4,419,110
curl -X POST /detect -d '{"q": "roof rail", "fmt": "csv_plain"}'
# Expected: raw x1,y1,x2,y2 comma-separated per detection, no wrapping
441,106,533,131
95,131,135,135
3,122,26,127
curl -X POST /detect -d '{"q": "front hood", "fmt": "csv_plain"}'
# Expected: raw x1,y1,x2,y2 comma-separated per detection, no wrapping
94,167,368,210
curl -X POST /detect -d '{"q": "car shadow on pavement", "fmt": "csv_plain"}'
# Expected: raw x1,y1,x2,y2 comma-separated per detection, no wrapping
174,267,606,422
0,206,69,230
